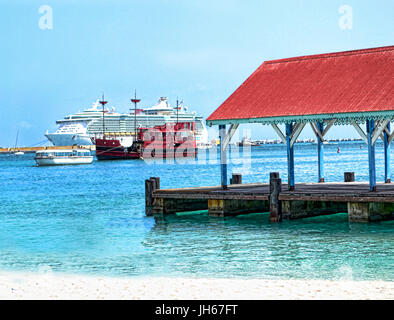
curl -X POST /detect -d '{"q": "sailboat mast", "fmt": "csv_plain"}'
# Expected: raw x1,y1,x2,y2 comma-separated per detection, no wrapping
99,93,108,137
176,98,179,125
14,129,19,150
131,90,141,142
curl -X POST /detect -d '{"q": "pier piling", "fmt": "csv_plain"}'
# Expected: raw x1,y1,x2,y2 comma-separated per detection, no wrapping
230,173,242,185
269,172,282,222
145,177,160,216
348,202,394,222
344,172,355,182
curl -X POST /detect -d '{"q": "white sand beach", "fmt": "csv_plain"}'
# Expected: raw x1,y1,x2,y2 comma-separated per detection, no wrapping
0,271,392,300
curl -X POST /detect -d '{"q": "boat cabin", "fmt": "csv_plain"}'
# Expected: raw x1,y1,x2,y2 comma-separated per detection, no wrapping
35,149,91,158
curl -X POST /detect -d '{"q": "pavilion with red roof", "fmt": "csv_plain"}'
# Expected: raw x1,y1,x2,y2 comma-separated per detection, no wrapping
206,45,394,191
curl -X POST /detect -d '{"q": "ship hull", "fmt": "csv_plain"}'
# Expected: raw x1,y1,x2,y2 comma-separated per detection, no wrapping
95,138,142,160
35,156,93,166
45,133,93,146
95,149,141,160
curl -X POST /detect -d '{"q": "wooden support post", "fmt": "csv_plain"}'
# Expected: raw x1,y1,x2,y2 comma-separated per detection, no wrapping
150,177,160,190
155,198,208,215
145,179,153,216
282,200,348,220
371,119,390,146
269,172,282,222
271,124,286,143
145,177,160,216
344,172,355,182
222,124,239,150
219,124,228,190
208,199,269,217
286,123,295,191
348,202,394,223
290,123,306,147
352,121,368,143
317,122,325,182
230,173,242,185
384,122,391,183
270,172,280,180
366,120,376,192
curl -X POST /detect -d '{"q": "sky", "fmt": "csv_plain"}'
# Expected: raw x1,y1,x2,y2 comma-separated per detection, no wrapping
0,0,393,147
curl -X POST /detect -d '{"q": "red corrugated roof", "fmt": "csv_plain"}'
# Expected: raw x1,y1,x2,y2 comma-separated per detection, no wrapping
207,45,394,124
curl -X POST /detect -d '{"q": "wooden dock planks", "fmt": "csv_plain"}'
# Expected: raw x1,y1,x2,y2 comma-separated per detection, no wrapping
153,183,270,200
279,182,394,202
153,182,394,202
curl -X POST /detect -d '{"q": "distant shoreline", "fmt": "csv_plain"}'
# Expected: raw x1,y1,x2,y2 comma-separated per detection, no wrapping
0,145,95,154
0,139,368,154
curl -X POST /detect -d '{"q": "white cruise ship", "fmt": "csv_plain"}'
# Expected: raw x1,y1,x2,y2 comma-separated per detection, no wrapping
45,97,209,147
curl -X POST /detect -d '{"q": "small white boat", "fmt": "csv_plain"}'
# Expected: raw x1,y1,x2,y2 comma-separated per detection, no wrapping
14,151,24,156
34,149,93,166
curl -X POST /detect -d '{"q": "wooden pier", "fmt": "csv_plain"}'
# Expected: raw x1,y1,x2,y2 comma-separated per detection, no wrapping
145,173,394,223
144,46,394,224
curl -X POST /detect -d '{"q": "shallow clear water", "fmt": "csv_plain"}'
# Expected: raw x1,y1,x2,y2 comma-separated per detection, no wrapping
0,142,393,280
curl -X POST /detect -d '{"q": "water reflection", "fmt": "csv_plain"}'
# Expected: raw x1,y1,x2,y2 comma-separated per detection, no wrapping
143,211,394,280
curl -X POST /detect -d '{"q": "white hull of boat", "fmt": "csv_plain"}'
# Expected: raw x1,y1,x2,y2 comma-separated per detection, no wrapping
45,133,93,146
35,156,93,166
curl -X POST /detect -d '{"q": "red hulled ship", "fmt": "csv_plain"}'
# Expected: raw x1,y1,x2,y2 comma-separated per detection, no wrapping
140,122,197,159
94,93,197,160
94,137,142,160
94,122,197,160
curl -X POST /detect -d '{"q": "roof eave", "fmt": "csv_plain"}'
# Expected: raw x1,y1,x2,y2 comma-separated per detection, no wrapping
206,110,394,127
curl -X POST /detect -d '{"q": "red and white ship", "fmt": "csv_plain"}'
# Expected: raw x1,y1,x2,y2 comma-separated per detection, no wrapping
140,122,197,159
94,94,197,160
94,137,142,160
94,122,197,160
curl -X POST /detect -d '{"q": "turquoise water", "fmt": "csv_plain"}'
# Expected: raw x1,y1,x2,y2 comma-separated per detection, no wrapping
0,142,393,280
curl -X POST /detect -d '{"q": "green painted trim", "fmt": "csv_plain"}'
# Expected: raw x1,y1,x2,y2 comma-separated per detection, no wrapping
206,110,394,127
